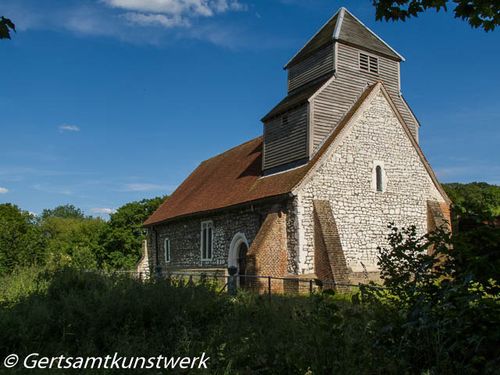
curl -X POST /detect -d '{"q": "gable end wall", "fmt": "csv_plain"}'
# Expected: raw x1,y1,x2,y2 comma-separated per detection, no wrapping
295,90,444,274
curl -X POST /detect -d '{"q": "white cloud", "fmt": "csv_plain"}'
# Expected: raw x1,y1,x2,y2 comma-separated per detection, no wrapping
91,207,116,215
103,0,246,17
124,183,163,192
103,0,247,29
0,0,269,48
0,187,9,194
121,12,189,28
59,124,80,132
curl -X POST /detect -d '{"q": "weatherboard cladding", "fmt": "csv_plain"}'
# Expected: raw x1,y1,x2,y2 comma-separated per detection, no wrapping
310,43,418,151
335,43,418,139
261,76,331,122
267,8,411,170
287,43,334,92
261,76,335,172
263,104,309,170
337,11,401,61
286,14,339,68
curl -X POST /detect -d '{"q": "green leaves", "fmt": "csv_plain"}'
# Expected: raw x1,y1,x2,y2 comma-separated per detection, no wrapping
0,197,166,276
443,182,500,225
101,196,165,270
41,204,85,220
0,204,45,275
373,0,499,31
362,223,500,373
0,16,15,40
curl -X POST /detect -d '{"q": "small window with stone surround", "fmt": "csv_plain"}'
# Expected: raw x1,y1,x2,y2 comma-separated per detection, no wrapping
164,238,171,263
201,221,214,260
376,166,383,191
372,161,386,192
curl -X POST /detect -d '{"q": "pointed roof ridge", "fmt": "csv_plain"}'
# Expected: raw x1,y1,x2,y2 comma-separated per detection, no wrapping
284,7,404,69
340,8,405,62
332,7,346,40
284,8,342,69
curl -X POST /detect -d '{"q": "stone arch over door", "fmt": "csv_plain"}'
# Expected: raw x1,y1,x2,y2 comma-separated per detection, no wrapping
228,233,249,270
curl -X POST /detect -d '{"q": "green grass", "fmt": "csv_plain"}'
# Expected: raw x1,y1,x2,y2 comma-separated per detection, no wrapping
0,268,497,374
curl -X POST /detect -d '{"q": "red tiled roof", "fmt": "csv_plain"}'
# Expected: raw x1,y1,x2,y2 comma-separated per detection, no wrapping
144,136,308,225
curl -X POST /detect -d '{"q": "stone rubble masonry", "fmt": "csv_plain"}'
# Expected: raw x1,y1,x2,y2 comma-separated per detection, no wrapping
147,206,263,273
313,200,350,289
294,91,447,276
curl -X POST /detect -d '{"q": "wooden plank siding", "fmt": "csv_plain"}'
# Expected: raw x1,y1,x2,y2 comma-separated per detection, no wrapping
338,11,402,62
310,42,418,152
263,104,309,171
288,44,334,93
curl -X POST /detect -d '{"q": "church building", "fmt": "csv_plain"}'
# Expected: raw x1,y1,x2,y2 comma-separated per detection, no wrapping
142,8,451,286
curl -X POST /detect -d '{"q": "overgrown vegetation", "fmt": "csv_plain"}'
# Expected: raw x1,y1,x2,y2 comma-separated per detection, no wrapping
0,223,498,374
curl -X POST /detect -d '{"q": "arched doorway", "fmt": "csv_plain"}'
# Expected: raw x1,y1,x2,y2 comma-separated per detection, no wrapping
237,242,248,287
228,233,249,287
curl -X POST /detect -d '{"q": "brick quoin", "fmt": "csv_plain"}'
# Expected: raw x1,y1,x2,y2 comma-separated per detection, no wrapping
313,200,350,290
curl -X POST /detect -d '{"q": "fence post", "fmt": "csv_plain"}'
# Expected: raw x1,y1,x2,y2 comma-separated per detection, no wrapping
268,276,272,302
227,266,237,296
309,279,313,295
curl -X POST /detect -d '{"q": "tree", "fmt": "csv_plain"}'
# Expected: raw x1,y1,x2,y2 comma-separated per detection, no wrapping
0,204,45,274
41,204,86,220
0,17,15,39
373,0,499,31
101,196,165,270
40,216,107,270
361,224,500,373
443,182,500,227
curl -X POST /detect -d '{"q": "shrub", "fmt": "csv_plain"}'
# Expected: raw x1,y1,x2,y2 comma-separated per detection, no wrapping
361,224,500,374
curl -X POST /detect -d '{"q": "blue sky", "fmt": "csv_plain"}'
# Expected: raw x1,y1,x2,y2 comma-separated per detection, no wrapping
0,0,499,217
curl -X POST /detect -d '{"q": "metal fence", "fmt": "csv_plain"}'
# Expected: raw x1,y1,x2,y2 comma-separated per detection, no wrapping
111,270,384,297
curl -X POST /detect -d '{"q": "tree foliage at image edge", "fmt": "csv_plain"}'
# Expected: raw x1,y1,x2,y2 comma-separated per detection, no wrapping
373,0,499,31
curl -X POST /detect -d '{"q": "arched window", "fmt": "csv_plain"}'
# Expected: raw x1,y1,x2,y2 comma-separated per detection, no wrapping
201,221,214,260
375,165,383,192
164,238,171,263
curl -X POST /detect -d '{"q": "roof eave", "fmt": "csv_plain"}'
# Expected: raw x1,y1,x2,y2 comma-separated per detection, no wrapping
143,193,293,228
